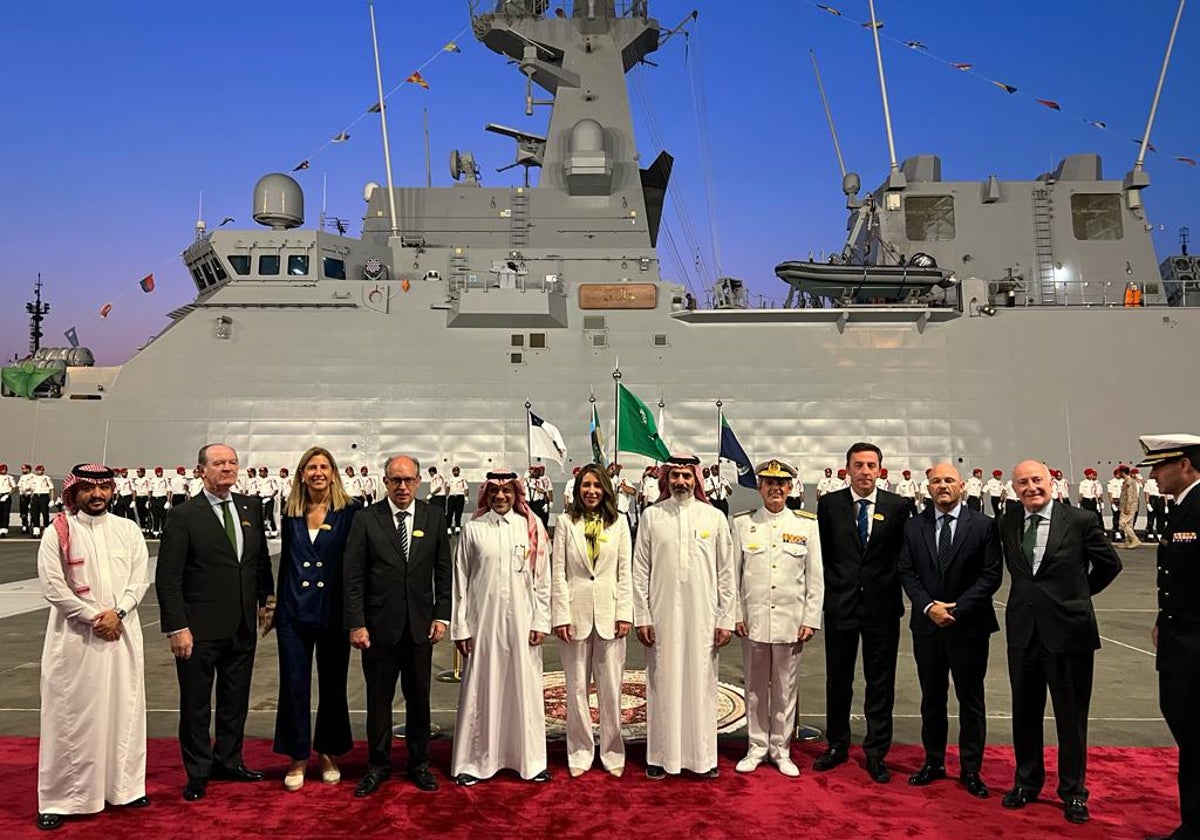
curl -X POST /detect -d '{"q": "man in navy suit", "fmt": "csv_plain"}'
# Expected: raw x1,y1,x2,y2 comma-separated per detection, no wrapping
813,442,915,783
897,463,1002,798
1000,459,1121,825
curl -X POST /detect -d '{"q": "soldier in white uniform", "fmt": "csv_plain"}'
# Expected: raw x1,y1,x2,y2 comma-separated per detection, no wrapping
277,467,293,503
446,466,469,533
608,464,636,533
984,470,1005,519
965,468,985,512
896,470,920,510
638,466,659,511
18,463,34,534
816,467,838,500
30,464,55,536
526,465,553,528
256,466,279,538
708,464,733,517
345,466,364,506
875,468,891,493
112,469,135,522
358,466,376,506
562,467,580,514
131,467,151,533
169,467,188,509
149,467,171,537
1144,475,1164,540
187,467,205,498
1050,469,1071,505
1077,468,1104,527
917,468,933,513
427,465,448,512
732,459,823,777
786,469,806,511
1106,469,1126,540
836,468,850,491
0,464,16,536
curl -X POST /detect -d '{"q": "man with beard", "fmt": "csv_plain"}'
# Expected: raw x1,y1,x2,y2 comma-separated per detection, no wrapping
633,454,736,779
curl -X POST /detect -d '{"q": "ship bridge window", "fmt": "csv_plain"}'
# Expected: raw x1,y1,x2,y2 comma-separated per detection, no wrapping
904,196,956,241
191,267,207,290
212,258,228,281
200,261,216,286
323,256,346,280
228,255,251,276
287,255,310,276
1071,194,1123,240
259,255,281,275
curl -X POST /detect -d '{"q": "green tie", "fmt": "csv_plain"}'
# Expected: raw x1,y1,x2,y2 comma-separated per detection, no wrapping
221,500,238,552
1021,513,1041,565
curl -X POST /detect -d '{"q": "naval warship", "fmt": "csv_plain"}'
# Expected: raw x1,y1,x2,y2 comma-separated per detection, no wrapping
2,0,1198,480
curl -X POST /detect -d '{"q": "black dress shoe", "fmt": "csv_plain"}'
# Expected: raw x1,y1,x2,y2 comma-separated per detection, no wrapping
960,773,989,798
812,749,848,771
1064,797,1090,824
354,769,390,798
866,758,891,783
455,774,481,787
35,813,63,831
408,768,438,791
530,769,552,783
907,764,946,786
700,767,719,778
211,764,264,782
120,795,151,808
645,765,666,780
183,778,207,801
1001,787,1036,809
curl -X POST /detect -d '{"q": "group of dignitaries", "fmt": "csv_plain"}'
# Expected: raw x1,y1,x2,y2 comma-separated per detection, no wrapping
31,435,1200,840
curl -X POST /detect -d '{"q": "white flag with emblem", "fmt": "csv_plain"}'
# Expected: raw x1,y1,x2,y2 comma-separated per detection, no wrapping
529,411,567,465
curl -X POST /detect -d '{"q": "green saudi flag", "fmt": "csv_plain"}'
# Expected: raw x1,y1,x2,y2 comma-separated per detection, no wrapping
616,383,671,461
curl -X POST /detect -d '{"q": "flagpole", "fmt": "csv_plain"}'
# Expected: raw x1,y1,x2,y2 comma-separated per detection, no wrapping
525,399,533,470
424,107,433,188
867,0,899,175
1134,0,1186,172
657,397,666,463
367,0,400,238
612,364,622,465
716,399,723,466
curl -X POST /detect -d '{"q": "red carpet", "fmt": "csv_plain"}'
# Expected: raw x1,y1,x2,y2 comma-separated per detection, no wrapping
0,737,1179,839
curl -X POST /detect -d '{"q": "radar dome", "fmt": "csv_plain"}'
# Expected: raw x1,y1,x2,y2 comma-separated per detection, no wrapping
253,173,304,230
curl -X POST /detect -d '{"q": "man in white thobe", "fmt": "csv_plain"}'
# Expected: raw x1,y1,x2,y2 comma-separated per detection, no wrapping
732,459,823,777
633,453,736,778
36,463,150,831
451,469,552,784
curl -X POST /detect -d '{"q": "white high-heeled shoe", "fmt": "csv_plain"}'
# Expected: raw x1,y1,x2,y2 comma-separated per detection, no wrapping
283,763,306,792
319,754,341,785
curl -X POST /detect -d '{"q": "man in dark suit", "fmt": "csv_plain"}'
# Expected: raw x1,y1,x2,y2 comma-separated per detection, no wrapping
156,443,274,802
343,453,452,795
1141,434,1200,840
1000,459,1122,824
814,442,915,783
897,463,1002,798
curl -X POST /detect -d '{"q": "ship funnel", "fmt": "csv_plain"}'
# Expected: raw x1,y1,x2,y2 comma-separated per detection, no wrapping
252,173,305,230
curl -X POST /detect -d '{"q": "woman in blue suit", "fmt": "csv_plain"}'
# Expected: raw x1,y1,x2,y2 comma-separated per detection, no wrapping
270,446,360,790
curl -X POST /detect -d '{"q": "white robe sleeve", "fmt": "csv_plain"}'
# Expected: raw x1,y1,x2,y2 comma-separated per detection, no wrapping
713,515,736,631
37,526,100,625
632,511,653,626
116,524,151,616
451,527,473,641
531,523,552,635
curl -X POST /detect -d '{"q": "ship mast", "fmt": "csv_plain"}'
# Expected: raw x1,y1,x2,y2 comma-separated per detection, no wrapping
25,273,49,357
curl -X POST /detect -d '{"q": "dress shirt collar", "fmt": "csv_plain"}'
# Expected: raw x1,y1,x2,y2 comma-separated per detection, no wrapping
1024,498,1054,522
203,488,233,506
934,500,963,521
387,497,416,520
850,488,877,506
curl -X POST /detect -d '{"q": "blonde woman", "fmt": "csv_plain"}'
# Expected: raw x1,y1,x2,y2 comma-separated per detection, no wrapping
551,463,633,777
271,447,360,790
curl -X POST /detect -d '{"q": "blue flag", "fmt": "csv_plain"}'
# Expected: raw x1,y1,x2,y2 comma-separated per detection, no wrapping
719,415,757,489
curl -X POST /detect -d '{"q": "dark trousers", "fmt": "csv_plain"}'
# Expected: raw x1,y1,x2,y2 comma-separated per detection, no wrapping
1161,669,1200,834
1079,497,1103,528
712,498,730,516
785,497,804,511
1110,503,1122,536
150,497,167,533
171,494,187,512
273,619,352,760
1147,497,1165,535
115,495,134,521
530,499,550,528
989,497,1002,518
966,496,982,512
0,494,11,532
135,497,150,530
31,494,50,530
912,631,990,773
19,494,31,530
447,496,465,530
175,628,257,780
263,499,276,534
1008,631,1094,800
824,619,900,758
362,628,434,772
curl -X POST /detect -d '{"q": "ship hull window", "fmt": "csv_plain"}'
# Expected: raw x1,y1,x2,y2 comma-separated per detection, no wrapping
511,334,525,348
529,333,547,349
1071,194,1123,241
287,255,310,276
904,195,956,241
229,255,251,275
323,256,346,280
259,255,281,275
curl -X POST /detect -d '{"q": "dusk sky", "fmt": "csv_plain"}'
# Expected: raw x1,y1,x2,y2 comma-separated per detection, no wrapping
2,0,1196,365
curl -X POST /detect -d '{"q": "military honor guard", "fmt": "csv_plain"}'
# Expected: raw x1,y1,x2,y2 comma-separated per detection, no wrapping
114,468,135,521
638,465,659,511
451,470,552,785
427,465,448,510
132,467,151,532
358,465,376,506
1140,435,1200,840
732,459,823,777
18,463,34,534
897,463,1002,798
786,469,806,510
35,464,150,831
1000,460,1122,824
1144,474,1165,541
707,463,733,516
964,468,985,512
345,466,365,506
149,466,170,536
30,464,54,536
257,466,279,538
1077,468,1104,527
816,467,838,500
169,466,189,509
1107,468,1126,540
985,469,1006,518
633,453,736,779
446,465,469,533
0,463,15,535
875,467,890,493
896,469,919,509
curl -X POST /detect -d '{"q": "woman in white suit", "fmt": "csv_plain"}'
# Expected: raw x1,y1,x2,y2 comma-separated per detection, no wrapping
551,463,633,777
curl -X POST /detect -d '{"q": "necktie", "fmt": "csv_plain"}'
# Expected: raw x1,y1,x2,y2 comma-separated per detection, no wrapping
395,510,409,561
937,513,955,571
857,499,870,544
1022,514,1041,567
221,500,238,553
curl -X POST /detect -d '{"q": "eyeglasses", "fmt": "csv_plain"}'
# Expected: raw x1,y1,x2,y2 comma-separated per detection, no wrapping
386,476,419,486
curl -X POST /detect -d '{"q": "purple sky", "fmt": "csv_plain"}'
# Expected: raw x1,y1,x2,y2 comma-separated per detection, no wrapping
2,0,1196,364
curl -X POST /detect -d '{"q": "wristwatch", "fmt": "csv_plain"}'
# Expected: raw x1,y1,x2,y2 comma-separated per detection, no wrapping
116,608,127,621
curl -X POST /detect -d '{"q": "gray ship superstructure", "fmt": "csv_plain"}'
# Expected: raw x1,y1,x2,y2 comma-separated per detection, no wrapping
2,0,1197,480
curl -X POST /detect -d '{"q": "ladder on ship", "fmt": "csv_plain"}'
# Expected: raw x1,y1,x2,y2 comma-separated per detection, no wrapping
509,188,529,250
1032,189,1058,305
